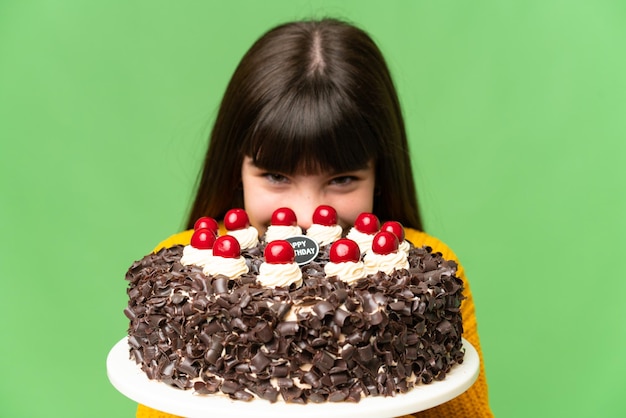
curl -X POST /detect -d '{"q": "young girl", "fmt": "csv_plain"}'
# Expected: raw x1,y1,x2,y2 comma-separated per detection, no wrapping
138,18,492,417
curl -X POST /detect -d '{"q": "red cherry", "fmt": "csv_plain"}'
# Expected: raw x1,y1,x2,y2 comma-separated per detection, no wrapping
194,217,219,234
381,221,405,242
190,228,216,250
264,240,295,264
329,238,361,263
354,213,380,234
312,205,337,226
212,235,241,258
271,207,297,226
224,208,250,230
371,231,399,255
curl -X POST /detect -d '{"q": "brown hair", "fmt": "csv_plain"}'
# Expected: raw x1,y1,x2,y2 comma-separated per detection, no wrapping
187,18,423,230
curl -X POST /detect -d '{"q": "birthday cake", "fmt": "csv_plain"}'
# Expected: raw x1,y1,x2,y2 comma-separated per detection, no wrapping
124,206,465,403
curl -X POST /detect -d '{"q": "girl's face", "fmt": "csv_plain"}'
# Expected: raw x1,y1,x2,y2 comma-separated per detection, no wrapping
241,156,375,235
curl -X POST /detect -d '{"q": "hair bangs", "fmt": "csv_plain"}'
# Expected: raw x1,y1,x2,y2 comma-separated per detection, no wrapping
244,86,380,175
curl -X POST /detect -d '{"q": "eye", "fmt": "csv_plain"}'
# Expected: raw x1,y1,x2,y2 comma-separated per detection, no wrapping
263,173,290,184
329,175,357,186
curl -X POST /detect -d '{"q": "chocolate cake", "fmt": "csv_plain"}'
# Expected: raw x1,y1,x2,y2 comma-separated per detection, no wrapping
124,222,465,404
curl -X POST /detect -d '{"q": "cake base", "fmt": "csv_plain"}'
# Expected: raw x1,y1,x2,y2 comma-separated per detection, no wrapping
107,337,479,418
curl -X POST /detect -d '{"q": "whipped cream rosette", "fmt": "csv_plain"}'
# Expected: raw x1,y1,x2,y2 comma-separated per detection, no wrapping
398,239,411,254
224,208,259,249
265,225,302,242
228,227,259,249
256,240,303,288
306,205,342,246
202,235,249,279
306,224,342,246
345,212,380,254
264,207,302,242
363,231,409,275
180,246,211,267
180,228,216,267
381,220,412,255
324,238,366,284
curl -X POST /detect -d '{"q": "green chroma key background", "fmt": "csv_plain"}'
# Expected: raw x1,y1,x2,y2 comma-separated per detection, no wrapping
1,1,624,417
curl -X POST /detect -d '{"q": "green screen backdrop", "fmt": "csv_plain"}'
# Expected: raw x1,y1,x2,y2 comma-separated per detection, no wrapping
1,1,625,417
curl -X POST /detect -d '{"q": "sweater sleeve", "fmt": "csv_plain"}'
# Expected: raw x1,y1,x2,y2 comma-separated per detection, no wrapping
137,229,493,418
402,228,493,417
152,229,195,252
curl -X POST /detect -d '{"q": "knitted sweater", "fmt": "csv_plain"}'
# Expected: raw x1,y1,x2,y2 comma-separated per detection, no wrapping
135,227,492,417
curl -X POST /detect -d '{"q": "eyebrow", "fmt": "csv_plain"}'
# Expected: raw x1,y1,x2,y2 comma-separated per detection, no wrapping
245,153,374,179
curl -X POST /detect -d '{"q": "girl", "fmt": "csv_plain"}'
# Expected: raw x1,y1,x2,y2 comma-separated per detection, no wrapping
139,18,492,417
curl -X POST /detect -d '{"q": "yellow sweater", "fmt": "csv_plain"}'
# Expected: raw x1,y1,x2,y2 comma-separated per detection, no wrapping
136,227,492,417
